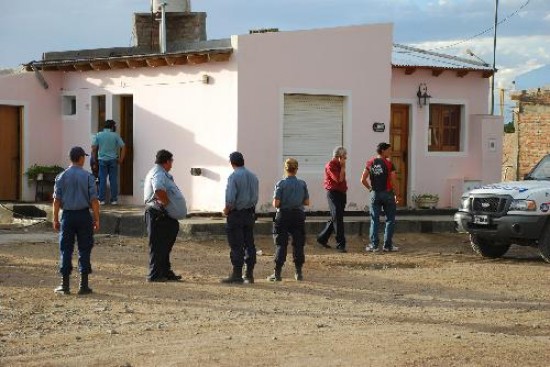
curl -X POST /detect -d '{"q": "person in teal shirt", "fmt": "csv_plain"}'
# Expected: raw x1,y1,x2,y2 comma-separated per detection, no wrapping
92,119,126,205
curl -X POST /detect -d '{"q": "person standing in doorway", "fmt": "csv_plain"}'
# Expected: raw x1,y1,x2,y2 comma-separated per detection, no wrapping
221,151,259,284
92,119,126,205
361,142,400,252
317,146,348,253
268,158,309,282
53,146,100,295
144,149,187,282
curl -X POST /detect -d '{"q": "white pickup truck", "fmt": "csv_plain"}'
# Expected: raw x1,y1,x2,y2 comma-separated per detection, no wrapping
455,154,550,263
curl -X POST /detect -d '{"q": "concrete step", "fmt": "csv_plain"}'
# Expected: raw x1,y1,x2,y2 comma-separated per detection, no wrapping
0,203,457,237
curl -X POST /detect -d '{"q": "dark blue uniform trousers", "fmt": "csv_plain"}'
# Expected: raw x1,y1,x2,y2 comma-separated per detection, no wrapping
226,208,256,269
146,207,180,280
273,209,306,267
59,209,94,276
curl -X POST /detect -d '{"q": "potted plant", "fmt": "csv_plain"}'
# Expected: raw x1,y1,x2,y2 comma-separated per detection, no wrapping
25,164,65,182
413,193,439,209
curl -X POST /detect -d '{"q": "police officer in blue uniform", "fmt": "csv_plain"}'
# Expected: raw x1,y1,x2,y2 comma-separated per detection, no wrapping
221,151,259,284
144,149,187,282
53,146,100,295
268,158,310,281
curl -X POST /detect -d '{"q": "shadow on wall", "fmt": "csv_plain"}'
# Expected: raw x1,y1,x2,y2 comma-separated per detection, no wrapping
133,105,231,211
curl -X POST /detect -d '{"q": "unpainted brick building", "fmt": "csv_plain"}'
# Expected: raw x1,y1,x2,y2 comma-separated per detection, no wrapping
504,88,550,180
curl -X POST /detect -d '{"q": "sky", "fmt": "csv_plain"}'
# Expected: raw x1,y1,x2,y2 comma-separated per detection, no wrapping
0,0,549,118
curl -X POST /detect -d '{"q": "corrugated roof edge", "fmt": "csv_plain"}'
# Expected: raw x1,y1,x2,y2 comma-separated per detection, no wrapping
393,43,493,71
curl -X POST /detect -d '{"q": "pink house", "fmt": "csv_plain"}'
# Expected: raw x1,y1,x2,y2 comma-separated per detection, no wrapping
0,5,502,212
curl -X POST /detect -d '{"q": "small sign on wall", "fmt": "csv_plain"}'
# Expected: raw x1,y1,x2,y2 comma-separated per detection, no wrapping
488,138,497,152
372,122,385,132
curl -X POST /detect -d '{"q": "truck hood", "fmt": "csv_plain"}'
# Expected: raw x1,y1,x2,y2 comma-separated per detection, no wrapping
467,180,546,197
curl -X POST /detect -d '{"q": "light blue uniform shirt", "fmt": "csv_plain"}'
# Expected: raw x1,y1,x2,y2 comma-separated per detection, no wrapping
92,129,125,161
53,166,97,210
225,167,259,211
144,164,187,220
273,176,309,211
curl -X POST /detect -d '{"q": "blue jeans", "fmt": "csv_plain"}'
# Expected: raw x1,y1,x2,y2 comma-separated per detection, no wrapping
98,159,118,202
59,209,94,275
369,191,397,249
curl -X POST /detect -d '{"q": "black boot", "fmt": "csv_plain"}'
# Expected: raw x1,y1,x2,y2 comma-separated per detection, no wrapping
77,273,93,295
221,267,244,284
295,266,304,281
243,265,254,284
267,265,282,282
54,275,70,295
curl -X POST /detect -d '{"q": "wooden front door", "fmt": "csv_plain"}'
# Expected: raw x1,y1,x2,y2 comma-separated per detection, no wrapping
0,105,21,201
119,96,133,195
390,104,409,207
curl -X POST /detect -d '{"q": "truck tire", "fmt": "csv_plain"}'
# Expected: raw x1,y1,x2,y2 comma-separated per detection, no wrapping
470,234,511,258
538,224,550,263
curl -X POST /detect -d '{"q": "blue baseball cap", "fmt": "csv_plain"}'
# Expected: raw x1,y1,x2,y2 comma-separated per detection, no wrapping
69,146,89,162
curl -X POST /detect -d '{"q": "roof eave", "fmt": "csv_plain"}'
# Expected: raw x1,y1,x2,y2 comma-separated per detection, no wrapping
24,47,233,72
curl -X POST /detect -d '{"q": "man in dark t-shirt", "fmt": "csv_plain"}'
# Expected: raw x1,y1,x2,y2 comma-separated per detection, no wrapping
360,142,400,252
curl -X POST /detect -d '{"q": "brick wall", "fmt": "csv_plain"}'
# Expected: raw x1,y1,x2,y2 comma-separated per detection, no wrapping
505,89,550,179
133,12,207,51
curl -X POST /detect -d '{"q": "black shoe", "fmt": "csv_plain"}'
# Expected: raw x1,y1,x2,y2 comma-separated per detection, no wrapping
166,271,183,281
336,246,347,253
316,239,331,249
294,270,304,281
267,273,282,282
221,275,244,284
147,277,168,283
77,286,93,295
54,285,70,295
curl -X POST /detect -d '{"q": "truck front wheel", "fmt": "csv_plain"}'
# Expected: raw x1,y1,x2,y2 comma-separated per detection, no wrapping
538,224,550,263
470,235,511,258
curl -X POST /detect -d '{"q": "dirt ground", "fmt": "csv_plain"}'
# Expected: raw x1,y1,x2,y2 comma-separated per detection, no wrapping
1,230,550,367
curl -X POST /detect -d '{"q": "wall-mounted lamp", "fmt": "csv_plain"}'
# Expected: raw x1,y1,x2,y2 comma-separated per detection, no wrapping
190,168,202,176
417,83,431,108
202,74,210,84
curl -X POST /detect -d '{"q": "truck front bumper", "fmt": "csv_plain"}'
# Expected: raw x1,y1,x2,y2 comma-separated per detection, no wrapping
454,211,547,241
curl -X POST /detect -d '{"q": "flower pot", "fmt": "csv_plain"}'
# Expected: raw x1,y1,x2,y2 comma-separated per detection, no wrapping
415,198,439,209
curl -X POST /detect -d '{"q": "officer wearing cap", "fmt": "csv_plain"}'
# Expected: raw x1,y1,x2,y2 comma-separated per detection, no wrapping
221,151,259,284
361,142,400,252
268,158,310,282
144,149,187,282
52,146,100,295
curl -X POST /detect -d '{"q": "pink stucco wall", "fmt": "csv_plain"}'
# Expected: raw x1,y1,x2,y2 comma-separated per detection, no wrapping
0,72,63,201
391,68,500,207
59,60,238,210
0,23,501,211
235,24,394,211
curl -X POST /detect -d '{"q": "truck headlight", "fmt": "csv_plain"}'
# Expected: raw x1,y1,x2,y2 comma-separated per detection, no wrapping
508,200,536,211
459,197,470,210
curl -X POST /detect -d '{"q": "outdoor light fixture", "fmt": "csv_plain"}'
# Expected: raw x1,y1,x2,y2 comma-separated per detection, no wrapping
417,83,431,108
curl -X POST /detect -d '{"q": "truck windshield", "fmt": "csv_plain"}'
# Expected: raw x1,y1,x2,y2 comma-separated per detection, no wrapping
527,155,550,180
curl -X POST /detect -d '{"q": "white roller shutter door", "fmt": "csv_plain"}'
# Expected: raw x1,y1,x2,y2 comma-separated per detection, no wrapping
283,94,344,172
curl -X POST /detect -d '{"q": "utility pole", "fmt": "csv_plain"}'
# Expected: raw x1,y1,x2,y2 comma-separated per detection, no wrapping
491,0,499,115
